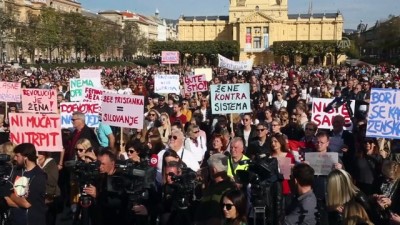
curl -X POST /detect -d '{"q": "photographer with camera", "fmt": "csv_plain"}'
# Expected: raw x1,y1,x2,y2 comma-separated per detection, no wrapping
194,153,236,225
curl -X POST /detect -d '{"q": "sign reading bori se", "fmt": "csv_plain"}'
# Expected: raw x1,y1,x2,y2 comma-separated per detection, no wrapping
210,83,251,114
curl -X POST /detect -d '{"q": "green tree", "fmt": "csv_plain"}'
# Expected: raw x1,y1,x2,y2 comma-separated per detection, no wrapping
122,22,147,59
37,8,61,61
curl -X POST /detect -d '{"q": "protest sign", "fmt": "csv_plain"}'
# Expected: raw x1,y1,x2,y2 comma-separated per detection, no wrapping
161,51,180,64
184,74,208,93
311,98,355,130
277,157,292,180
9,113,62,152
84,87,104,102
218,54,253,71
101,92,144,129
367,88,400,139
0,82,21,102
194,68,213,81
69,78,96,102
79,69,102,87
305,152,338,176
21,89,57,113
210,83,251,114
60,102,100,128
154,75,180,94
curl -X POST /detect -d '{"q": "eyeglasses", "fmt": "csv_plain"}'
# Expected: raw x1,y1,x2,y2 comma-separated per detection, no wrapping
192,130,199,134
291,118,297,121
71,118,80,121
222,203,235,211
128,149,136,154
149,114,156,117
291,88,296,91
256,128,265,132
168,135,178,140
272,124,279,127
243,118,250,121
75,148,85,152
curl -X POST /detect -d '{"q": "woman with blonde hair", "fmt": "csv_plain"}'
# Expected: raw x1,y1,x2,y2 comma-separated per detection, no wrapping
327,169,374,224
158,112,172,145
0,141,16,159
342,201,374,225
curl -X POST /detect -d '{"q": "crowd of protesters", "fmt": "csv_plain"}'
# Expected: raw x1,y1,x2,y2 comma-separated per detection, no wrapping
0,63,400,225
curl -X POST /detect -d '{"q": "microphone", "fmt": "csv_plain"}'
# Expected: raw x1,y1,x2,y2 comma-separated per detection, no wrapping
224,151,231,157
150,154,158,168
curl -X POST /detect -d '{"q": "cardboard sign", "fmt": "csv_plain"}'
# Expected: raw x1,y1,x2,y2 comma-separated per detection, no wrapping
154,75,180,94
277,157,292,180
367,88,400,139
210,83,251,114
218,54,253,71
194,68,213,81
79,69,102,87
161,51,180,64
101,92,144,129
84,87,104,102
9,113,62,152
0,82,21,102
311,98,355,130
69,78,96,102
184,74,208,93
60,102,100,128
21,89,57,113
305,152,338,176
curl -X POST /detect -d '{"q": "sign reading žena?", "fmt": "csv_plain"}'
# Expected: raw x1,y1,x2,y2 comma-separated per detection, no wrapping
184,74,208,93
311,98,355,130
101,92,144,129
21,89,58,113
0,82,21,102
367,88,400,139
210,83,251,114
9,113,63,152
154,75,180,94
161,51,180,64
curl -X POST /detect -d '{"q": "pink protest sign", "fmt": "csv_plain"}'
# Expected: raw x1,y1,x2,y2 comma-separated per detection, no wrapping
277,157,292,180
9,113,63,152
21,89,58,113
101,92,144,129
184,74,208,93
161,51,180,64
0,82,21,102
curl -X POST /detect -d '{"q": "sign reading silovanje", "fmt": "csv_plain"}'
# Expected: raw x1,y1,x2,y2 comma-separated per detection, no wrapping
367,88,400,139
218,54,253,71
101,92,144,129
210,83,251,114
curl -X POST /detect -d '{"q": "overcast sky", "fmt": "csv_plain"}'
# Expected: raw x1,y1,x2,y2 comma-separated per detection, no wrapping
79,0,399,29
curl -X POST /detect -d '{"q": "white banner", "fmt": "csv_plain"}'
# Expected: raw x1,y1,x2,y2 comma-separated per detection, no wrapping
79,69,102,87
305,152,338,176
218,54,253,71
210,83,251,114
194,68,213,81
101,93,144,129
154,74,180,94
311,98,355,130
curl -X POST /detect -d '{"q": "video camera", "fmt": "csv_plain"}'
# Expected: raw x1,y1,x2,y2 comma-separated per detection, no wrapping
0,154,12,184
165,166,197,210
109,159,156,205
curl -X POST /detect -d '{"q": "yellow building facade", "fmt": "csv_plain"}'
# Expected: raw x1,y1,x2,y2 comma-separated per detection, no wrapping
178,0,344,65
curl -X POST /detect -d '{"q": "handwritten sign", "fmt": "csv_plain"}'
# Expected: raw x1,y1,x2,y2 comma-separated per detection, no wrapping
9,113,62,152
69,78,95,102
367,88,400,139
79,69,102,87
218,54,253,71
277,157,292,180
311,98,355,130
305,152,338,176
194,68,213,81
184,74,208,93
154,75,180,94
21,89,57,113
84,87,104,102
161,51,180,64
101,92,144,129
210,83,251,114
0,82,21,102
60,102,100,128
